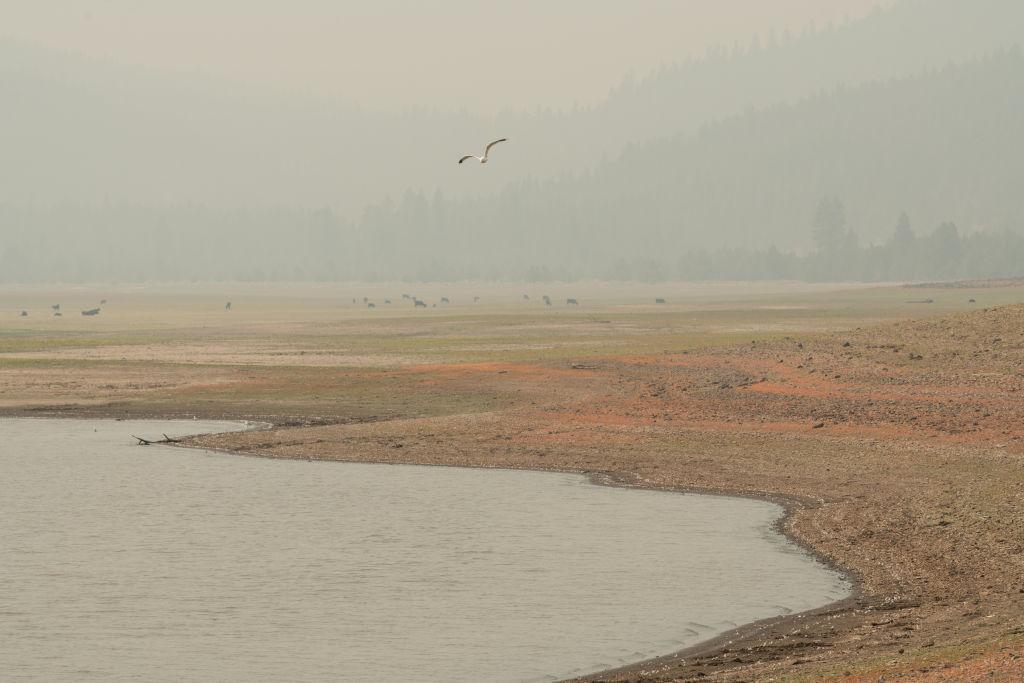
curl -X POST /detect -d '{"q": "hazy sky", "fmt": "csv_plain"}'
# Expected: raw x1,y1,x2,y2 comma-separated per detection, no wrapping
2,0,893,112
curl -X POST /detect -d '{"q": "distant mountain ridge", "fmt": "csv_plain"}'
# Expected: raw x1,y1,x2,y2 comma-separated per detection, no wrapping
3,50,1022,284
349,51,1024,272
1,0,1022,214
3,0,1024,283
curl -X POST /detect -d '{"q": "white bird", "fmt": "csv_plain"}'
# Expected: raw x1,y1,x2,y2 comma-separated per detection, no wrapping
459,138,507,164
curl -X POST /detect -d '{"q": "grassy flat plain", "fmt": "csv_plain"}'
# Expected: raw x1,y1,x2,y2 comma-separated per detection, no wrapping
3,280,1024,681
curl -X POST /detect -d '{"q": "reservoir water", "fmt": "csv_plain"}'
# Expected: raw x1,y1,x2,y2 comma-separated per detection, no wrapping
0,418,849,682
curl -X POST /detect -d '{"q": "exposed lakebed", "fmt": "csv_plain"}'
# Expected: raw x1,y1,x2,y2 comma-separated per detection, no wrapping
0,418,849,681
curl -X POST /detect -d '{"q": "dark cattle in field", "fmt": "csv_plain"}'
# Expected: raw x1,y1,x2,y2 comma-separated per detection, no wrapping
566,298,579,305
225,302,232,311
367,302,376,309
384,299,391,304
20,310,27,317
100,299,107,305
441,297,450,304
414,299,427,308
655,298,666,304
51,304,60,311
82,308,101,316
402,294,411,300
54,312,62,317
523,294,530,300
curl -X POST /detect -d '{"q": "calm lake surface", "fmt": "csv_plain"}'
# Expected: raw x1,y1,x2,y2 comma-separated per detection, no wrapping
0,418,850,682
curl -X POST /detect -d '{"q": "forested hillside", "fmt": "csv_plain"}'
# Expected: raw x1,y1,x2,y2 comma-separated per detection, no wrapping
338,52,1024,280
2,0,1023,283
2,0,1021,211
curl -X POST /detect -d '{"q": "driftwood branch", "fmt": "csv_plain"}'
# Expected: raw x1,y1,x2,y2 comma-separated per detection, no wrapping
131,434,184,446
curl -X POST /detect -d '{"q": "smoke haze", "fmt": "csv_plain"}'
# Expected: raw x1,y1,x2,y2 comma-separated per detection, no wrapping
1,0,1022,283
4,1,893,111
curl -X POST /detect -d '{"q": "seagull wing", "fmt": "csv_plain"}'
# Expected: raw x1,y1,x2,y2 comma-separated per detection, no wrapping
484,138,508,156
458,155,477,164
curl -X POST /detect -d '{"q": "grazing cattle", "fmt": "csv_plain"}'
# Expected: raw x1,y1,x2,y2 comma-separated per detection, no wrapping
655,298,666,304
402,294,411,300
20,310,27,317
54,312,62,317
523,294,530,300
367,302,376,309
969,298,977,303
384,299,392,304
566,298,579,305
225,302,232,311
414,299,427,308
82,308,101,316
51,304,60,311
100,299,107,305
441,297,450,304
363,297,368,303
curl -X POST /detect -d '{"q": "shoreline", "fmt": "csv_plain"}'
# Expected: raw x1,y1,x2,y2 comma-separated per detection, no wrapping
197,445,865,683
185,445,865,682
1,412,862,681
177,419,865,682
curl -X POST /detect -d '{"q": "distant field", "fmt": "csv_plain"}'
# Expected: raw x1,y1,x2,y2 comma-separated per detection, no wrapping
5,280,1021,421
4,281,1022,366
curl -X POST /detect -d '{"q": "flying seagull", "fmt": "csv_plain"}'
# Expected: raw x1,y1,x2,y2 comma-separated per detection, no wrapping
459,138,507,164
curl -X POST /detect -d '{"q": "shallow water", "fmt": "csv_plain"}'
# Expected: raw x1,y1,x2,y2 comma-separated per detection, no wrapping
0,418,849,682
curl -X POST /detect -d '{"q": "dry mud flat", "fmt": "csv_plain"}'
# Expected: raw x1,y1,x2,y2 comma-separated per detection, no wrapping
191,305,1024,682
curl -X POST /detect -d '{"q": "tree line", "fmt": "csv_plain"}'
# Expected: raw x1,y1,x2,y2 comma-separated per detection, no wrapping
1,200,1019,284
